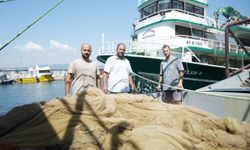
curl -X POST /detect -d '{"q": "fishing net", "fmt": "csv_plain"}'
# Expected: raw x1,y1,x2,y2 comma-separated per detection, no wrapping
0,88,249,150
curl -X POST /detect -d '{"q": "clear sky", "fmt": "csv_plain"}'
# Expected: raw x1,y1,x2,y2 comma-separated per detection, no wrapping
0,0,249,68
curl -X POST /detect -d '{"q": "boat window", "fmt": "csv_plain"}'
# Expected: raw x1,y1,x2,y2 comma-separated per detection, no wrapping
194,6,204,16
142,3,157,18
39,70,50,73
200,55,215,64
185,3,193,13
204,32,216,40
140,10,143,19
193,29,203,38
176,25,218,40
176,25,191,36
173,0,183,10
158,0,171,11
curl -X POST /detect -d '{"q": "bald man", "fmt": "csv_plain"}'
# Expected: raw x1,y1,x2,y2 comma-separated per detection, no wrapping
65,43,101,96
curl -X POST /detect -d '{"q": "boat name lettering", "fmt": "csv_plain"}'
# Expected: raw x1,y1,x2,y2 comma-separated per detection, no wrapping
142,29,155,39
185,70,203,76
187,40,202,46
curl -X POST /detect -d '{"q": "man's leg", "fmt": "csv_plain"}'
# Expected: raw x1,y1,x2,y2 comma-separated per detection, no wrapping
172,90,182,105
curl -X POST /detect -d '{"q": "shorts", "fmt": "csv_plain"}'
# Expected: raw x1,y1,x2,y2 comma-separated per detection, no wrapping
162,90,183,104
109,91,129,94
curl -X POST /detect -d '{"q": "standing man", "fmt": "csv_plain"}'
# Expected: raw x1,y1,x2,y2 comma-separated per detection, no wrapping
157,44,184,104
103,43,135,94
65,43,101,96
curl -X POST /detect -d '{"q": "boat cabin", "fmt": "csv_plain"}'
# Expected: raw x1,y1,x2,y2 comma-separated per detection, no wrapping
131,0,250,68
28,65,52,78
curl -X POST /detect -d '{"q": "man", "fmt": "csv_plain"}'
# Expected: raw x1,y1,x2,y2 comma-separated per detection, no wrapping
65,43,101,96
157,44,184,104
103,43,135,94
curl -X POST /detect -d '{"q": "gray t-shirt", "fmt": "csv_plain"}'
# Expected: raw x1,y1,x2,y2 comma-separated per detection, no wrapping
160,56,184,90
68,58,100,95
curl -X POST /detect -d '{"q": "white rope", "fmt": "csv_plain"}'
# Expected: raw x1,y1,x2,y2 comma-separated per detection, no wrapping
132,72,250,102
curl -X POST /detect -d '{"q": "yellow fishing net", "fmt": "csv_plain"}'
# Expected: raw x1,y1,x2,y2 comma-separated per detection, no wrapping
0,88,249,150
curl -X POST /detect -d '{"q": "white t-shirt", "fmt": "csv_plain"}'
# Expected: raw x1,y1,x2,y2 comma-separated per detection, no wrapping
104,55,132,93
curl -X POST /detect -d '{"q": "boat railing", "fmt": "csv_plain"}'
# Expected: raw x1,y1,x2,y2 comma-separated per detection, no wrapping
179,47,201,62
139,8,205,20
175,35,245,54
99,40,201,62
99,40,133,54
99,35,248,58
136,8,224,29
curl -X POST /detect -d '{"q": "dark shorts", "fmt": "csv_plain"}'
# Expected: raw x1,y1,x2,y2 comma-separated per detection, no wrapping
162,90,183,103
109,91,129,94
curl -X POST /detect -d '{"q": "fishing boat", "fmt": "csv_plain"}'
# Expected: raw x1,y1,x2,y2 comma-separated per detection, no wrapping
97,0,250,91
16,65,54,83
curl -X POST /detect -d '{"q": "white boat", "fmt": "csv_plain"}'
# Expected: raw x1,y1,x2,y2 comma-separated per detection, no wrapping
0,73,14,84
97,0,250,92
16,65,54,83
183,67,250,121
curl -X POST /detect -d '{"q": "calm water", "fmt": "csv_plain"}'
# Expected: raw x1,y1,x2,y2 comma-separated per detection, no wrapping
0,80,65,116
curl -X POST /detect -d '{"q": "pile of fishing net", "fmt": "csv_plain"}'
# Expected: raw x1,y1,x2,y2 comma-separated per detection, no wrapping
0,88,249,150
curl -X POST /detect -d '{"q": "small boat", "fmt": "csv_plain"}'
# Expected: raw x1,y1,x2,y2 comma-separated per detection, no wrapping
0,73,14,85
16,65,54,83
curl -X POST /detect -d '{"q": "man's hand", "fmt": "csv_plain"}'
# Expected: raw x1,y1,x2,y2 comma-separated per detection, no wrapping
177,82,183,91
156,84,161,92
103,88,108,94
131,87,136,94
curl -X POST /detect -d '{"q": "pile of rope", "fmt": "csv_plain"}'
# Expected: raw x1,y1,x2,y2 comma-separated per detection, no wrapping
0,88,249,150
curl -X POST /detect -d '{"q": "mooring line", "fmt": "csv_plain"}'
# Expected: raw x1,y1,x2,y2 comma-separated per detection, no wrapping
0,0,65,51
132,72,250,101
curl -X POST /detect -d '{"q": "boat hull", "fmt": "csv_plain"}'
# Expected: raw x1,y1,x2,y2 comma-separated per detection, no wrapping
97,54,229,91
16,75,54,83
0,79,14,85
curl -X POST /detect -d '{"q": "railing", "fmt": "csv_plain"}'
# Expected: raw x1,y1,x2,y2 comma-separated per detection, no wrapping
136,8,225,29
99,35,249,59
99,40,198,61
174,35,246,54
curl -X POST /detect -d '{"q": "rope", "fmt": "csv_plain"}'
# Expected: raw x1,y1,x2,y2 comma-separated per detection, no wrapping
0,0,64,51
132,71,250,101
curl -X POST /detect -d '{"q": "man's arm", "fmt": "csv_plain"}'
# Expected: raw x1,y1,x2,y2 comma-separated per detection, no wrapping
157,62,163,92
65,73,73,96
177,71,184,89
103,72,109,94
129,74,135,94
96,75,101,89
157,75,163,92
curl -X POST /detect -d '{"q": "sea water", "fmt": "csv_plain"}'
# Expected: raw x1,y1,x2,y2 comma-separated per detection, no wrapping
0,80,65,116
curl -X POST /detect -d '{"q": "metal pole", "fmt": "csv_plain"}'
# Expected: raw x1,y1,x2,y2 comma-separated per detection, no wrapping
228,29,250,58
225,26,230,78
101,33,105,54
224,18,250,78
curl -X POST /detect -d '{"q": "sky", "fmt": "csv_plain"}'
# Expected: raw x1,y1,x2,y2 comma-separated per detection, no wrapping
0,0,249,69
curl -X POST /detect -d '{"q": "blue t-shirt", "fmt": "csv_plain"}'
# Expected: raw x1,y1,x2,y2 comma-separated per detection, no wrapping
160,56,184,90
